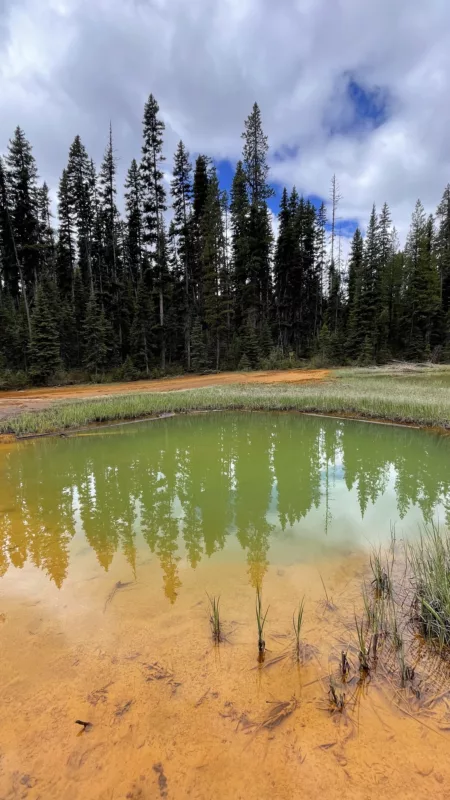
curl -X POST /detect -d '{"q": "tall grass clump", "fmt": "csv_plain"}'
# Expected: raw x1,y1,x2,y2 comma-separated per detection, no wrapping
207,594,222,644
256,587,269,659
355,616,370,673
409,523,450,648
370,547,392,598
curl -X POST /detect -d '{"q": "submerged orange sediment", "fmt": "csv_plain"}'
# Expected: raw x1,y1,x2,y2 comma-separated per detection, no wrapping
1,554,450,799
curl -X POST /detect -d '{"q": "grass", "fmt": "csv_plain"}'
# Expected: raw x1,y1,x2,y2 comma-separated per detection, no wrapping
292,598,305,661
256,587,269,658
1,366,450,436
340,650,350,679
409,524,450,648
328,679,346,712
370,547,392,598
355,616,370,673
207,594,222,644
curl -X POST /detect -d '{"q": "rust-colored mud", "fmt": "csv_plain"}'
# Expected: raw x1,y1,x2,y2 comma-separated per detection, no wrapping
0,369,329,423
1,548,450,799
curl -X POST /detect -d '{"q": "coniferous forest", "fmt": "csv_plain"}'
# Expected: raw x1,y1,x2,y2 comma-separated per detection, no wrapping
1,97,450,386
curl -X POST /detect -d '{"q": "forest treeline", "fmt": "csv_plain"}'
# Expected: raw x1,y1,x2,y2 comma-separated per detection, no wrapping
1,97,450,386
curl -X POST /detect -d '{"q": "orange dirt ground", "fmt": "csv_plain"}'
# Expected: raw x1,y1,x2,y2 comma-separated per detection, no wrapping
0,369,329,422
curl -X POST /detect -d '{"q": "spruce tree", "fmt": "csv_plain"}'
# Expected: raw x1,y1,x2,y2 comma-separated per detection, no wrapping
0,291,20,371
190,317,207,372
73,268,86,366
141,95,167,369
193,155,209,221
141,95,166,252
241,317,260,367
5,127,40,296
124,159,144,284
130,278,154,375
230,160,250,330
201,168,225,369
345,227,364,359
436,185,450,313
171,141,193,367
0,156,20,301
315,202,327,338
241,103,274,207
37,183,55,273
241,103,273,325
358,205,380,361
83,292,109,377
192,154,210,306
274,187,292,352
59,300,78,369
56,169,75,298
99,123,119,283
403,201,440,359
376,203,393,360
30,277,61,383
259,318,273,359
67,135,95,291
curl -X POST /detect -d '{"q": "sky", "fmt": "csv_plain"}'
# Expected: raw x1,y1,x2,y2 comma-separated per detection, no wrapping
1,0,450,257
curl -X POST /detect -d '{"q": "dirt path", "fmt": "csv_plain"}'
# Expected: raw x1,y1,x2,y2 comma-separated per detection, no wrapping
0,369,329,422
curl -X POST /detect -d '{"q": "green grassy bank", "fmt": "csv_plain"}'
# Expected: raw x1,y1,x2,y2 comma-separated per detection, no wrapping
1,367,450,436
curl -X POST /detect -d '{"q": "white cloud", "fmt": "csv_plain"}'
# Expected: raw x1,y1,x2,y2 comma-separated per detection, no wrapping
0,0,449,245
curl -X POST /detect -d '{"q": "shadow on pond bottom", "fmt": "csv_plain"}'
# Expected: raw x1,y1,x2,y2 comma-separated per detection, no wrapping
1,413,450,798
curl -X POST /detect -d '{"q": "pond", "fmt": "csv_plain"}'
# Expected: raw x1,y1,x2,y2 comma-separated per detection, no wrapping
1,412,450,798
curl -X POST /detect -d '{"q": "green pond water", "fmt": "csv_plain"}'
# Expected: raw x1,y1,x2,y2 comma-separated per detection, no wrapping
1,412,449,599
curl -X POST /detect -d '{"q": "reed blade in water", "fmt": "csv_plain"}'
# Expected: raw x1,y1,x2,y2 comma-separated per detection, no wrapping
328,678,346,713
341,650,350,679
292,597,305,661
256,587,269,658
